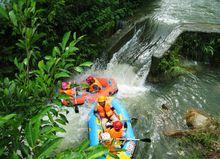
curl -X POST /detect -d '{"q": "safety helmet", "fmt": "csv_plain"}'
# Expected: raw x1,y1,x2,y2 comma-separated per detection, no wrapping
98,96,107,103
101,132,111,141
86,76,94,84
113,121,123,131
61,82,69,90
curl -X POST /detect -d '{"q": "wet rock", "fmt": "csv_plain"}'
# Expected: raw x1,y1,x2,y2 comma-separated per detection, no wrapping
163,108,212,137
185,109,210,129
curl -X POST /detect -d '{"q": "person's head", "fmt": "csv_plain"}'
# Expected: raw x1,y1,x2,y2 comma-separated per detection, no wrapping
86,76,95,85
61,82,70,90
113,121,123,131
98,96,106,106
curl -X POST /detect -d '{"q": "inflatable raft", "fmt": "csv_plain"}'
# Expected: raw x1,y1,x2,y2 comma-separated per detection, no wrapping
61,77,118,106
88,98,136,159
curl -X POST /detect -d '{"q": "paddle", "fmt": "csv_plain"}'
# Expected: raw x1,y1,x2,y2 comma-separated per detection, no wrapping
73,86,79,113
118,137,151,143
74,105,79,113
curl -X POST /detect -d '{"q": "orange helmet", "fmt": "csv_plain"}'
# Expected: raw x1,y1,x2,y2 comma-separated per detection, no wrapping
86,76,94,84
113,121,123,131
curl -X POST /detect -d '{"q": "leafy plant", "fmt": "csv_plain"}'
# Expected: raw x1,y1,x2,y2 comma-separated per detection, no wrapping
179,117,220,159
0,0,93,158
56,140,120,159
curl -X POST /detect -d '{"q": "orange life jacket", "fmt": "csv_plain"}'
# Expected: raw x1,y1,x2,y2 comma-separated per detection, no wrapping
96,103,114,118
59,89,75,96
103,140,117,154
106,127,123,139
89,78,102,93
61,99,69,106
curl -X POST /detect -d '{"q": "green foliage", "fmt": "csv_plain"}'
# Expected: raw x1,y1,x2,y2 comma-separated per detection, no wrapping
0,0,144,77
172,32,220,64
179,118,220,159
0,0,93,158
56,140,120,159
158,49,188,78
153,32,220,82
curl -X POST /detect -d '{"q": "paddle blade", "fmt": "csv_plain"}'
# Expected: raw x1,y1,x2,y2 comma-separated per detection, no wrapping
75,105,79,113
131,117,138,125
140,138,151,142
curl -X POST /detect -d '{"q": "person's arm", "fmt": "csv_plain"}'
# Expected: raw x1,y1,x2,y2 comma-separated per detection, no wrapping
110,105,117,115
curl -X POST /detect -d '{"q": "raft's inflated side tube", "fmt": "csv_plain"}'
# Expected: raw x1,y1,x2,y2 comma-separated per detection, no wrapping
71,78,118,106
88,98,136,159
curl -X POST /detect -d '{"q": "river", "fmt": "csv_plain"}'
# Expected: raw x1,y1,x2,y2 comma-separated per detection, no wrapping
58,0,220,158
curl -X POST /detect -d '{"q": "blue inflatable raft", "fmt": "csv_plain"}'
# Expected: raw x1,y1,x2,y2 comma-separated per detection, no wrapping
88,98,136,159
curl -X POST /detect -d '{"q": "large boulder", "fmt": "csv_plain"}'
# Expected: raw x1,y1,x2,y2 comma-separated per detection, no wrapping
185,109,210,129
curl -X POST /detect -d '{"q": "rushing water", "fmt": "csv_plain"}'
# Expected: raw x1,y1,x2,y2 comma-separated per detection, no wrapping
59,0,220,158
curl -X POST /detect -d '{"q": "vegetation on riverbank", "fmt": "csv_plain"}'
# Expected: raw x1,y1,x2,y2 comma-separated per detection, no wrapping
147,32,220,83
179,117,220,159
0,0,145,77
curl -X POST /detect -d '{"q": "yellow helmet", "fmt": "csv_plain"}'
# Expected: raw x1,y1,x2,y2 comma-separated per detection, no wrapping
98,96,106,102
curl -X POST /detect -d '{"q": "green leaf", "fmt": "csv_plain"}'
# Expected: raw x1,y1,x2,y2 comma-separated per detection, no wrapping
32,32,46,44
87,146,109,159
32,119,41,144
0,114,16,127
108,153,120,159
0,6,9,19
9,82,16,94
20,144,30,157
47,112,55,123
9,11,18,26
52,47,61,57
37,137,62,158
59,114,69,124
74,66,83,73
56,151,83,159
3,77,9,85
44,127,66,135
11,151,19,159
58,68,71,75
31,107,51,123
74,140,90,152
4,88,9,96
61,31,71,51
58,93,70,100
79,61,93,67
25,121,34,147
54,72,70,79
0,148,4,156
26,27,33,40
16,39,26,50
64,63,75,69
38,60,45,71
85,145,106,152
55,119,66,125
23,58,28,66
50,109,59,117
45,56,52,60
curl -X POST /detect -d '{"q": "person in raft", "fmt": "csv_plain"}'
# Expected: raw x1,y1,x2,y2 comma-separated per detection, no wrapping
94,96,119,129
60,82,75,95
100,121,125,153
105,121,124,139
59,81,77,106
86,76,102,93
